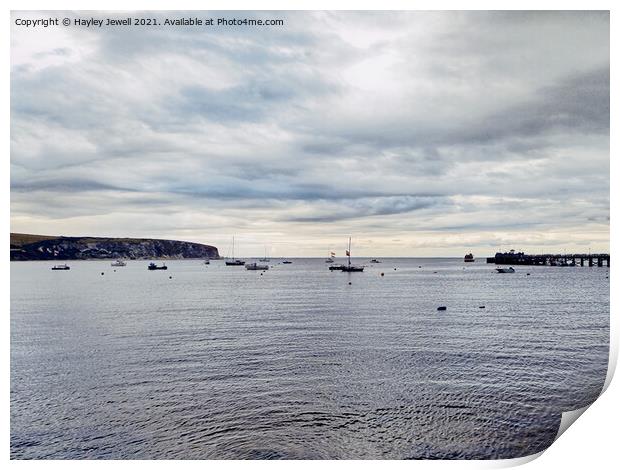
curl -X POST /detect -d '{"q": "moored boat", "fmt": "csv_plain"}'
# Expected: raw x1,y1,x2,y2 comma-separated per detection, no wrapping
282,260,292,264
340,237,364,272
496,267,515,273
51,264,70,270
329,264,346,271
111,260,126,267
464,253,475,262
370,259,381,263
225,236,245,266
148,262,167,270
246,262,269,271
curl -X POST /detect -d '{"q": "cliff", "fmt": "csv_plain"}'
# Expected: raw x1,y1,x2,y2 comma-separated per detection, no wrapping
10,233,219,261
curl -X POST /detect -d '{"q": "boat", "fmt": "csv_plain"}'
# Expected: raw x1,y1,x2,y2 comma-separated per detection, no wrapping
111,260,126,267
246,262,269,271
340,237,364,272
282,260,293,264
329,264,346,271
148,262,167,270
464,253,475,262
225,236,246,266
51,264,70,270
370,259,381,263
204,259,210,264
259,247,270,262
325,250,336,263
496,267,515,273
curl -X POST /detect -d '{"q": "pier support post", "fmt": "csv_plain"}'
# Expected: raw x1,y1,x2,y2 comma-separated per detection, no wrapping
589,257,593,267
598,257,603,267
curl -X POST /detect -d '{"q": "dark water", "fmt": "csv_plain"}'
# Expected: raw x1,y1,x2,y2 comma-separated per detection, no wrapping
11,258,609,459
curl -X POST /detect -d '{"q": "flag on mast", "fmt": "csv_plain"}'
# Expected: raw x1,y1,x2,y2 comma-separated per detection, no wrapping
346,250,350,256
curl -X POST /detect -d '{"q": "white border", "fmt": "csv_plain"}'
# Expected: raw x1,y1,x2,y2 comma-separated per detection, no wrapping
3,1,616,468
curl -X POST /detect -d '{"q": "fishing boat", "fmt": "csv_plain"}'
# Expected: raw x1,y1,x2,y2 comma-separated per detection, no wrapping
496,267,515,273
225,236,246,266
246,262,269,271
51,264,70,270
111,259,126,267
340,237,364,272
464,253,475,262
148,262,167,270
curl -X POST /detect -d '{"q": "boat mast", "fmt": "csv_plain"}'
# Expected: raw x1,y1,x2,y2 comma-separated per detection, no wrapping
232,236,235,261
348,237,351,267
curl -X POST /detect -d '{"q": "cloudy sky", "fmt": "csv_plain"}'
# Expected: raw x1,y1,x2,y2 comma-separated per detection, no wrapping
10,11,609,257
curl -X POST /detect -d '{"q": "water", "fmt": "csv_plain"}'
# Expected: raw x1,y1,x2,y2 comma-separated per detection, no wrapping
11,258,609,459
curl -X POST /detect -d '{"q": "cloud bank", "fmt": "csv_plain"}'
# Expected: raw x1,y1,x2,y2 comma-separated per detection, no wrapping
11,11,609,256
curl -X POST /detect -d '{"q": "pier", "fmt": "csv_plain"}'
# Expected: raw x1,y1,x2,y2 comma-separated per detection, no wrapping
486,250,610,267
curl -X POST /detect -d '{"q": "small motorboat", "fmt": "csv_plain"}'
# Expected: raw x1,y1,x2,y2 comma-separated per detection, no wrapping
370,259,381,263
204,259,210,264
496,267,515,273
51,264,70,270
225,259,245,266
246,262,269,271
111,260,126,267
282,260,293,264
148,262,167,270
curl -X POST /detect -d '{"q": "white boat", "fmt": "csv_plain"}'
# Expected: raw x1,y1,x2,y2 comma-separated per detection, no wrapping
496,267,515,273
111,260,126,267
246,262,269,271
225,236,246,266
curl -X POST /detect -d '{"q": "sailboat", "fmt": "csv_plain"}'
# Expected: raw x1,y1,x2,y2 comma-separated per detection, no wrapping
325,250,336,263
225,236,245,266
341,237,364,272
259,246,270,262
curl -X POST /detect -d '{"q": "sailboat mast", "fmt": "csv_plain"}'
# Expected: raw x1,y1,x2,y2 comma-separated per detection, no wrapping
348,237,351,267
232,236,235,261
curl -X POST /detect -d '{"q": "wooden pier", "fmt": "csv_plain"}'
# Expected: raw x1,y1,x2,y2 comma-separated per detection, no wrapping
486,250,610,267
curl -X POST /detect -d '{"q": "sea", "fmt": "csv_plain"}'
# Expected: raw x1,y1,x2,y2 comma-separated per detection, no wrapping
10,258,610,459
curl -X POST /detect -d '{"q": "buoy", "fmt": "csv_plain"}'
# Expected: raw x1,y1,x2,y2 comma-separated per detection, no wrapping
433,271,438,274
394,268,397,271
381,272,385,276
348,281,352,285
113,269,116,272
169,276,172,279
437,306,447,311
526,273,531,276
260,273,263,276
101,272,104,275
419,266,422,268
479,306,485,309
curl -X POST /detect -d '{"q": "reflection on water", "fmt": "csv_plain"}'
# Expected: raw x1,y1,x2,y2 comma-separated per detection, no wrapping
11,258,609,459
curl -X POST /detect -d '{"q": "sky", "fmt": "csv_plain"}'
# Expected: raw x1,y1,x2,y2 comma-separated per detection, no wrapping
10,11,610,257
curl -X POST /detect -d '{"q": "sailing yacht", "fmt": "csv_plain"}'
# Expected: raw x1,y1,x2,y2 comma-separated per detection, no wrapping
340,238,364,272
259,247,270,262
225,236,245,266
325,250,336,263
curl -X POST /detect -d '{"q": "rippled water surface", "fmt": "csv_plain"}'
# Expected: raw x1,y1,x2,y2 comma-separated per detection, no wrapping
11,258,609,459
